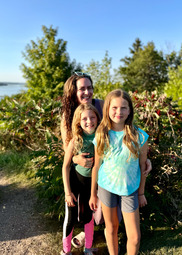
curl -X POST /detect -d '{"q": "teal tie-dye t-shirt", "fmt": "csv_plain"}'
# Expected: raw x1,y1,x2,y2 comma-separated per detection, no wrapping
93,128,149,196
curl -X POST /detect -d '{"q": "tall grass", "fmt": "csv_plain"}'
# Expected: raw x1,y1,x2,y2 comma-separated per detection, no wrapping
0,150,37,185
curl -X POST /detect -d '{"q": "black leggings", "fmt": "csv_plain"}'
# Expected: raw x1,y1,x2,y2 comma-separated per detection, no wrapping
63,166,93,237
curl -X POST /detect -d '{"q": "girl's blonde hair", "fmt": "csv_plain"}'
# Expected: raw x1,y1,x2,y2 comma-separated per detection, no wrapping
72,104,100,155
96,89,140,159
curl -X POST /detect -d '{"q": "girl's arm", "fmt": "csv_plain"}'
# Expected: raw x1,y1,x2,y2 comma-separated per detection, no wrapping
89,147,102,211
138,141,148,207
62,139,77,207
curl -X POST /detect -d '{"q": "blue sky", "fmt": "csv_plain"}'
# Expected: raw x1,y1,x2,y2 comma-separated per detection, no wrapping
1,0,182,82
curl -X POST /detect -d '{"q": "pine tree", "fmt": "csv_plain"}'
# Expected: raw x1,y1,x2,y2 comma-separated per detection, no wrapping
118,38,168,92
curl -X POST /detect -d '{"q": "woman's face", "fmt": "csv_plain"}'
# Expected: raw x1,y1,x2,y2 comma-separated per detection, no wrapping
76,78,93,105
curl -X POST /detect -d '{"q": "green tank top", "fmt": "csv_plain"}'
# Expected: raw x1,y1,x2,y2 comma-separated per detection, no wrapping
75,132,95,177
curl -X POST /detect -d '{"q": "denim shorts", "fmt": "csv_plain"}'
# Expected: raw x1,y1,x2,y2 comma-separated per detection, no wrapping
98,186,139,213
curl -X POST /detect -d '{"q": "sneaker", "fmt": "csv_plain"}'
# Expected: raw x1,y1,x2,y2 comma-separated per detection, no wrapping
84,247,98,254
60,250,72,255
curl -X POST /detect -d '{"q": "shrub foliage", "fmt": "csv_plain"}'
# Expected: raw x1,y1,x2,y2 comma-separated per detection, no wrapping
0,90,181,224
131,90,182,226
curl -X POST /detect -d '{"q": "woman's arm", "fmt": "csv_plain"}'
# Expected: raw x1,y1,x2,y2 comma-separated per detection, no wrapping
138,141,148,207
144,158,152,176
60,116,68,151
89,147,102,211
72,153,94,168
62,139,77,207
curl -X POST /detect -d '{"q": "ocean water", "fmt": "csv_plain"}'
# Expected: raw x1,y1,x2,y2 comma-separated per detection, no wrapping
0,83,27,99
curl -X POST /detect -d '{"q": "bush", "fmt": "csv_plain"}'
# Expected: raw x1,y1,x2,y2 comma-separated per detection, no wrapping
0,94,65,217
0,94,61,151
131,90,182,227
33,131,65,218
1,90,181,224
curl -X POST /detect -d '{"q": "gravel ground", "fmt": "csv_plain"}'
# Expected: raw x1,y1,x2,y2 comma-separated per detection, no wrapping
0,170,62,255
0,170,107,255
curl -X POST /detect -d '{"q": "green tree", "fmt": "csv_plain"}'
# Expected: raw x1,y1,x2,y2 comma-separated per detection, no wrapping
20,25,80,100
165,65,182,108
118,38,168,92
165,49,182,69
84,51,122,99
122,38,143,66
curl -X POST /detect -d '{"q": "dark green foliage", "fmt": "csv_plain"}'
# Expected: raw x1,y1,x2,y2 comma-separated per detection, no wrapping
165,49,182,69
118,38,168,92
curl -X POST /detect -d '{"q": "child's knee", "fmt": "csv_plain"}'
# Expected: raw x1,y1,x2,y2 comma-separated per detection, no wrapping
128,232,141,246
106,222,119,235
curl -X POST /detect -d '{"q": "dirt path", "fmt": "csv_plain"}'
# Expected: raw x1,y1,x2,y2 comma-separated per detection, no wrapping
0,170,107,255
0,170,62,255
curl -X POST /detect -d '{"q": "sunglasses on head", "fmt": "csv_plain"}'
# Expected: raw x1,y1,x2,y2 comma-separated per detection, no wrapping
74,71,91,77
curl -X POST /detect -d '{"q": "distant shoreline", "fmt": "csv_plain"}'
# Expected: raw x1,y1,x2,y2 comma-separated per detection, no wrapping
0,83,8,86
0,82,26,86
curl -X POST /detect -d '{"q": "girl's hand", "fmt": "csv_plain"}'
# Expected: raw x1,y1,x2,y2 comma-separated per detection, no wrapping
73,153,94,168
65,192,77,207
89,195,98,212
138,194,147,207
143,158,152,176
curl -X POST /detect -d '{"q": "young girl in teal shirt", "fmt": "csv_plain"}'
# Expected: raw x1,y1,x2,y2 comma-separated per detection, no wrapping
89,89,149,255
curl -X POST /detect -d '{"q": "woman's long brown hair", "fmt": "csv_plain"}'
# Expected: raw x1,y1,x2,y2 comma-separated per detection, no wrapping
61,74,93,145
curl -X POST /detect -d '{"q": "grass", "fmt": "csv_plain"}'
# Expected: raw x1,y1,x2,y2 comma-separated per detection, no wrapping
0,150,182,254
139,226,182,254
0,149,37,186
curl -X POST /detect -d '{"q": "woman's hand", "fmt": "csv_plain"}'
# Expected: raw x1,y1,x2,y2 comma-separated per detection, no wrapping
143,158,152,176
138,194,147,207
65,192,77,207
89,195,98,212
72,153,94,168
